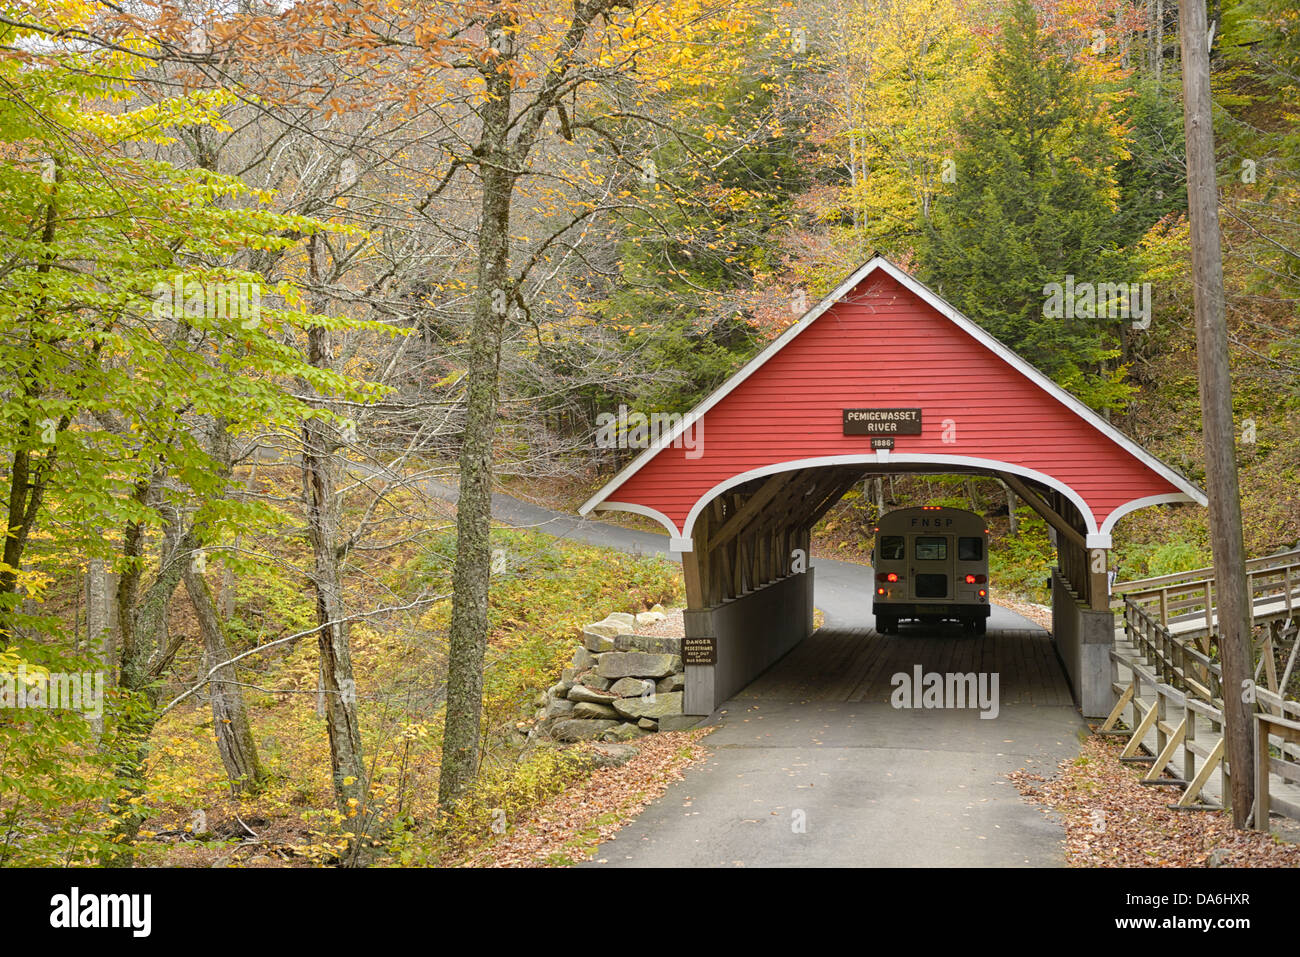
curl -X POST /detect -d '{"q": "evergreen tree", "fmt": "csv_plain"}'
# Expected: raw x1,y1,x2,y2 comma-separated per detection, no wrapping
917,0,1135,410
1111,75,1188,246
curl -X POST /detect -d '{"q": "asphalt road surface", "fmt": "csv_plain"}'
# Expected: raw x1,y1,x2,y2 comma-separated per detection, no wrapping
435,480,1087,866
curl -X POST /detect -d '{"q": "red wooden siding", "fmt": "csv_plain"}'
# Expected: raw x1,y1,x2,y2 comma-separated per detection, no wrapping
604,268,1184,536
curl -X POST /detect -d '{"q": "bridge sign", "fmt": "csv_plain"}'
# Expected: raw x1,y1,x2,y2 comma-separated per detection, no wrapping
682,636,717,666
843,408,922,435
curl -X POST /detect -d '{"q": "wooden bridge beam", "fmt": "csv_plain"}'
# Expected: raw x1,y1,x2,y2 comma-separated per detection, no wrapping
999,472,1086,550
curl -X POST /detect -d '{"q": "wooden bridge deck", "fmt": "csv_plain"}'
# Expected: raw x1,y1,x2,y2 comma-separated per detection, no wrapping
1164,585,1300,641
738,623,1074,707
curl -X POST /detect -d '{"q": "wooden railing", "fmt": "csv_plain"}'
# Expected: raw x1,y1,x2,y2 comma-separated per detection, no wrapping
1107,585,1300,826
1113,548,1300,600
1102,653,1230,810
1120,596,1300,719
1112,549,1300,642
1256,713,1300,826
1122,600,1221,700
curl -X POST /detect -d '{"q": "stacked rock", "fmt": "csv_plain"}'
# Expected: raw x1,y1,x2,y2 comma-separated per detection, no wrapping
533,606,695,742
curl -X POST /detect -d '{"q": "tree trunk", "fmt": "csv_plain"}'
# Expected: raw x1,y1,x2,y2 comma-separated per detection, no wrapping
439,40,515,808
218,563,237,621
114,473,163,688
1178,0,1254,827
184,563,266,794
86,557,118,685
436,0,624,806
0,165,62,643
301,317,367,819
108,523,199,859
1153,0,1164,88
218,459,258,619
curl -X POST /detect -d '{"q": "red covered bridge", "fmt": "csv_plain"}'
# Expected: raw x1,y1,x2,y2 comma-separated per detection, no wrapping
580,255,1206,717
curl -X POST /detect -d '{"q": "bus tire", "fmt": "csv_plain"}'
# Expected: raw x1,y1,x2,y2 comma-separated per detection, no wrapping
975,618,987,636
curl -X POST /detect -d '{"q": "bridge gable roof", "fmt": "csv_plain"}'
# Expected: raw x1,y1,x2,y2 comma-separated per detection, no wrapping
580,255,1206,547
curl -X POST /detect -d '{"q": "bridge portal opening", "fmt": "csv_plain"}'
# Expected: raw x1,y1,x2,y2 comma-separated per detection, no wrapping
580,256,1206,718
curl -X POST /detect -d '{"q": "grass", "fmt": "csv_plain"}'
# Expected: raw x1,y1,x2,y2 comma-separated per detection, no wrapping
45,518,683,868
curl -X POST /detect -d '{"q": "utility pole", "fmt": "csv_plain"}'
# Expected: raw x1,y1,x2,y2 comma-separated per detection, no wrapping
1178,0,1255,827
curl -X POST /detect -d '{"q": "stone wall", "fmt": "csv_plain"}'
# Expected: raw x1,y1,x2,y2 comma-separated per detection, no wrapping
532,607,698,743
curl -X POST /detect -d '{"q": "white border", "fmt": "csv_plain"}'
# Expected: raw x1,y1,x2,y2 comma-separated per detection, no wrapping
579,254,1207,527
599,455,1186,553
679,454,1102,539
1099,493,1195,535
596,501,680,539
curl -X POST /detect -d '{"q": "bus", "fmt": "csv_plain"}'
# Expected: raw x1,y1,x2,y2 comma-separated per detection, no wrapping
871,506,991,635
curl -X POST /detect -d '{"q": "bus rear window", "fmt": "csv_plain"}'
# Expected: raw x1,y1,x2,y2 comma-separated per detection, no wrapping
915,536,947,561
879,536,905,561
958,537,983,561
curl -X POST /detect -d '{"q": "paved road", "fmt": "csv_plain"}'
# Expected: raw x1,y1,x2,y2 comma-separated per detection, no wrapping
587,620,1085,866
431,479,1086,866
422,476,1048,632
